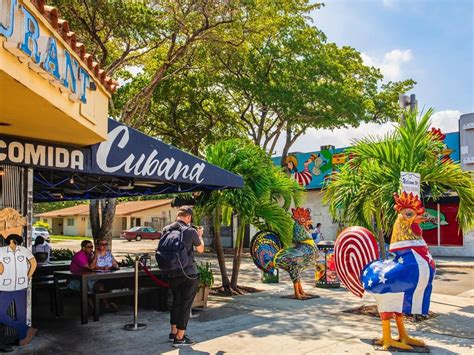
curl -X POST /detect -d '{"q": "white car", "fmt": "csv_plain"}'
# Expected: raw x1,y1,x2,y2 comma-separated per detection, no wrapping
32,227,51,243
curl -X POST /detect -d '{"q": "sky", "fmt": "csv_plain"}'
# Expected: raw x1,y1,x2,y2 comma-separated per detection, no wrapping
273,0,473,155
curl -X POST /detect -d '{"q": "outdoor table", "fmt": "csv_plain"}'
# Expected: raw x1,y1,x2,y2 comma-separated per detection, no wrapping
54,267,165,324
34,260,71,278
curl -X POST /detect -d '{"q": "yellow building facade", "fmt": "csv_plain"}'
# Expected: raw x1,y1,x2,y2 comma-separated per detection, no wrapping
0,0,115,145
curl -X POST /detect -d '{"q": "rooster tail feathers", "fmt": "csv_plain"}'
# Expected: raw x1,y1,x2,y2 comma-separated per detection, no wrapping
334,227,379,298
250,231,283,274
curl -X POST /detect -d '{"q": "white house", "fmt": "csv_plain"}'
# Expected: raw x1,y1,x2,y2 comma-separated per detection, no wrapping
35,199,176,237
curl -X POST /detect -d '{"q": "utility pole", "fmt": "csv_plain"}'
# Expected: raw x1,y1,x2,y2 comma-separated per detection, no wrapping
399,94,417,125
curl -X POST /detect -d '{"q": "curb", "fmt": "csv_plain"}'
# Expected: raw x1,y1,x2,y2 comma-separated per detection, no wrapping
435,263,474,269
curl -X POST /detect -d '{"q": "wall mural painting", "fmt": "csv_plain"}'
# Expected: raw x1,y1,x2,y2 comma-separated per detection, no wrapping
0,208,37,346
275,132,459,190
421,203,463,246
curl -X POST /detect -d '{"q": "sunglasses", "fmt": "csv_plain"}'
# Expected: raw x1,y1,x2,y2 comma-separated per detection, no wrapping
85,245,93,249
99,243,108,246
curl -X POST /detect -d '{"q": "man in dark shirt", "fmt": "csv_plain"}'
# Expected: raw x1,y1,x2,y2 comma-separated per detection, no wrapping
165,206,204,347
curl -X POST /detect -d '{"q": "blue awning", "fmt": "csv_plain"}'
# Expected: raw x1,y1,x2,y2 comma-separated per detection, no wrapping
1,119,243,202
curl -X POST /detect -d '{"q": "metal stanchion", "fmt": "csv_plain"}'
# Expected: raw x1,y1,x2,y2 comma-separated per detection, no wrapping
124,258,146,331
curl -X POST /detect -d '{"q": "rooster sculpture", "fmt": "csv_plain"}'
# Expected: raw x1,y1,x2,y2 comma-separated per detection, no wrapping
335,192,435,350
250,207,318,299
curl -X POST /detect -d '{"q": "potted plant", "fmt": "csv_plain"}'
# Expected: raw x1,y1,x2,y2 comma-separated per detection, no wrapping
193,262,214,308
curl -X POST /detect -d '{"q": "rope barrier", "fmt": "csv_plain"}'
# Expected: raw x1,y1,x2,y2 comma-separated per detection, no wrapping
139,262,170,288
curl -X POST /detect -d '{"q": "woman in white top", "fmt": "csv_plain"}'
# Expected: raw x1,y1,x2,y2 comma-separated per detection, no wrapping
32,236,51,264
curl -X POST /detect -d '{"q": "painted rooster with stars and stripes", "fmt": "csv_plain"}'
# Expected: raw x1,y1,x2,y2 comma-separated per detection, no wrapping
334,192,435,350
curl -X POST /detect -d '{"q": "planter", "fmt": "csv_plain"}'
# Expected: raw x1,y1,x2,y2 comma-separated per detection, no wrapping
192,285,210,308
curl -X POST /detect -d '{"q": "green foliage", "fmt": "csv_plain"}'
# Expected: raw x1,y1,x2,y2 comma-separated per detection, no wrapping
118,254,135,268
323,109,474,237
50,248,74,261
33,221,51,232
197,262,214,287
34,201,87,214
196,139,304,247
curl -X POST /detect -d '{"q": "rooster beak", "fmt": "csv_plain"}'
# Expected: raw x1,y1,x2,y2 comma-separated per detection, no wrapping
308,224,314,230
415,215,428,223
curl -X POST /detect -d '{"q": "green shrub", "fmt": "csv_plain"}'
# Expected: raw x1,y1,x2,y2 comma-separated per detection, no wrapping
118,254,135,267
197,262,214,287
50,248,74,260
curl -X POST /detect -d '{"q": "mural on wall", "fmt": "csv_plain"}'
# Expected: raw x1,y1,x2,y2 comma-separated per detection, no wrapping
250,207,319,299
274,132,460,189
421,203,463,246
0,208,37,346
334,192,435,350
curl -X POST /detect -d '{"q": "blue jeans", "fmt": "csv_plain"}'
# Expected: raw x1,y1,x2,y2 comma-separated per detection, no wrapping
68,279,97,292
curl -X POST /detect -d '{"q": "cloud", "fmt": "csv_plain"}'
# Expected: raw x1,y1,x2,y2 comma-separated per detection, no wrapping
273,122,396,155
382,0,396,8
273,109,462,156
430,109,461,133
361,49,413,81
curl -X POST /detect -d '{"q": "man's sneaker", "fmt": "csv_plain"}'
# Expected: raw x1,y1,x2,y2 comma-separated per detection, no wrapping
168,333,175,342
173,335,196,347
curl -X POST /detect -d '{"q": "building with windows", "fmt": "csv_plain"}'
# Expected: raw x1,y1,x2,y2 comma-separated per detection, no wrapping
272,123,474,257
35,199,175,237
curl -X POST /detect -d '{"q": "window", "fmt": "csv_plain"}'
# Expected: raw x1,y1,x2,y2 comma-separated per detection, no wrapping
122,217,127,230
67,218,74,227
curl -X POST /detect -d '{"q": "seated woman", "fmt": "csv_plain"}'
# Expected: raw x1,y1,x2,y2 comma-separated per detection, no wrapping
69,240,118,312
32,236,51,264
90,239,120,271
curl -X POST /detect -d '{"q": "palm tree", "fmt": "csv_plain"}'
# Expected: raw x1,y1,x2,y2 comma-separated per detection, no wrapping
323,109,474,258
195,139,304,294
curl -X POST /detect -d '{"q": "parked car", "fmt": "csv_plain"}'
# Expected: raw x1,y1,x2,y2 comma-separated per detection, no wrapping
32,226,51,242
120,226,162,241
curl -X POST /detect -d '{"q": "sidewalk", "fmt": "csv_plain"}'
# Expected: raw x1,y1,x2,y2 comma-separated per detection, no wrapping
14,283,473,355
434,256,474,269
13,256,474,355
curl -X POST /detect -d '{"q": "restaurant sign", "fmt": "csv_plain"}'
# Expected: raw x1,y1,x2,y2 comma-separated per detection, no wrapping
0,119,243,187
0,0,92,103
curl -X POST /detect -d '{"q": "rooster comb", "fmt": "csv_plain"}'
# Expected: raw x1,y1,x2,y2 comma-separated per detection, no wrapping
393,192,425,215
430,127,446,141
291,207,312,223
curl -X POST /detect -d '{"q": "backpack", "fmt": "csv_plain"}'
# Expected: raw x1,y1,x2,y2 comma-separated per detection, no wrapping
155,224,190,271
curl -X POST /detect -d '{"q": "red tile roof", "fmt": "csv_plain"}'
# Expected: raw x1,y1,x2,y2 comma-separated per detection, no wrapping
35,200,173,218
31,0,119,93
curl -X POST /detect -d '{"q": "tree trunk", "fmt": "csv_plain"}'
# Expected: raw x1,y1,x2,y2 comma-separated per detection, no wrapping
89,198,117,247
213,208,230,288
230,220,246,289
280,128,293,169
375,210,387,260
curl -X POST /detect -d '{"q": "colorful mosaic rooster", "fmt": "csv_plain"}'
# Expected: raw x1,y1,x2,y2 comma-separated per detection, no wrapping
335,192,434,350
250,207,319,299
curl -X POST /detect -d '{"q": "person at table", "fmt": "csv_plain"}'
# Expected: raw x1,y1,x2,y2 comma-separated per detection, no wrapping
32,236,51,264
69,240,118,312
90,239,119,271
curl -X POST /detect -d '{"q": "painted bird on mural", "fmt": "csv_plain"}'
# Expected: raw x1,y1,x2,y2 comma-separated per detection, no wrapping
335,192,434,350
250,207,319,299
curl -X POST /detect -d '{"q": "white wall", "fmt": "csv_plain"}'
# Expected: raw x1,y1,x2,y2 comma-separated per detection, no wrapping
430,229,474,257
304,190,339,241
63,217,78,236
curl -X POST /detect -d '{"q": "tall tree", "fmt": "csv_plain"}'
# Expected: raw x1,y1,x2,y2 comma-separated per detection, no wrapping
195,139,303,293
323,109,474,257
212,20,415,162
52,0,316,242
